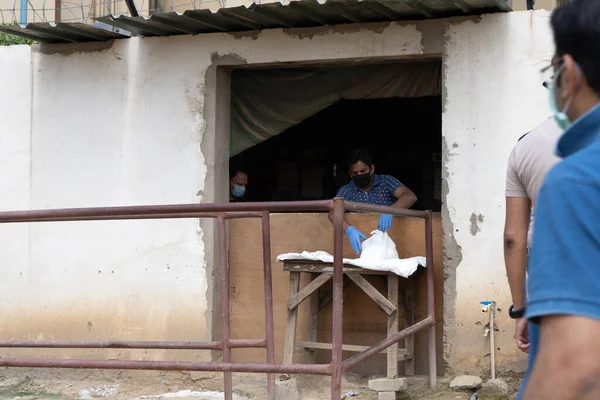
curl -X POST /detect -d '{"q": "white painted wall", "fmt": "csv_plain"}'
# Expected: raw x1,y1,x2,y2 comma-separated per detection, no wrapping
0,10,555,374
0,46,33,353
1,41,210,361
443,11,555,373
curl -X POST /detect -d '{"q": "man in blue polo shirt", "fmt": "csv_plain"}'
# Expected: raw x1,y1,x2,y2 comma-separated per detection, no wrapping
329,149,417,255
522,0,600,398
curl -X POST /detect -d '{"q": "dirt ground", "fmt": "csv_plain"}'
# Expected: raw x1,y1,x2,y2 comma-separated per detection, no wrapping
0,370,518,400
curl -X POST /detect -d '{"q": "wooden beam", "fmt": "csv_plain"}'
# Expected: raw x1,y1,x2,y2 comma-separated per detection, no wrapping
296,341,410,358
284,263,389,275
307,273,319,364
283,272,301,365
318,275,351,312
287,273,332,310
404,278,416,376
387,274,399,379
347,274,396,315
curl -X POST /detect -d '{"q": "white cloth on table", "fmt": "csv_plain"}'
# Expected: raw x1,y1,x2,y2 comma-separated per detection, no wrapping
276,251,425,278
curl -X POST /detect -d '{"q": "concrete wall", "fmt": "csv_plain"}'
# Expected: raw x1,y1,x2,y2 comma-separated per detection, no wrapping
0,10,555,376
0,40,213,363
443,11,555,374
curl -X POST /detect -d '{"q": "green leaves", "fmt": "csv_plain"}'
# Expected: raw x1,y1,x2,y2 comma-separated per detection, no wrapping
0,22,35,46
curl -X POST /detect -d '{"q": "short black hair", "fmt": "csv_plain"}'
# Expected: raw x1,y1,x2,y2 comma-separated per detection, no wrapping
230,170,246,180
551,0,600,94
347,149,373,170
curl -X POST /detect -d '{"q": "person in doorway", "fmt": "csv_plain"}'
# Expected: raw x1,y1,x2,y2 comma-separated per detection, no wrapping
229,170,248,202
503,117,562,400
522,1,600,398
328,149,417,255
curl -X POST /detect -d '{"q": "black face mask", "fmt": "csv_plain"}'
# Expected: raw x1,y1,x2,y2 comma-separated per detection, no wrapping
352,172,372,189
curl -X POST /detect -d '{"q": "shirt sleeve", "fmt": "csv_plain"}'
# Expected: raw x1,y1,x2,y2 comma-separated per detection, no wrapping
335,185,347,199
506,147,527,198
385,175,404,198
527,175,600,321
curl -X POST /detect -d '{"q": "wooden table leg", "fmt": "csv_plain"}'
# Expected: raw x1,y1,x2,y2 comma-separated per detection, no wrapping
387,274,399,379
283,271,301,365
307,273,319,364
405,276,415,376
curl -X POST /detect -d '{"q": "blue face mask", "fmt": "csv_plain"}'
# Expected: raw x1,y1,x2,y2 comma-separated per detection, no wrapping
231,184,245,198
547,64,574,131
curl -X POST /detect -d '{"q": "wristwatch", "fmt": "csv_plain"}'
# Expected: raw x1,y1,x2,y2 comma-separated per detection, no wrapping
509,305,526,319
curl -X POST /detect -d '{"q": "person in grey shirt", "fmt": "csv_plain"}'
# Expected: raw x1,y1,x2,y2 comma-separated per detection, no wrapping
503,116,562,398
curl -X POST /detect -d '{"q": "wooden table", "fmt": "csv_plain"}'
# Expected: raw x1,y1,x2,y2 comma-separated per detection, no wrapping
282,260,416,378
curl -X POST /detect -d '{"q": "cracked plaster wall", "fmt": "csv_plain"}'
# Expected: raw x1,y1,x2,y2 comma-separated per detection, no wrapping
0,10,554,375
443,10,555,374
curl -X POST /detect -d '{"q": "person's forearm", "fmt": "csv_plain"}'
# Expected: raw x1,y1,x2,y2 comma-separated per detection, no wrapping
504,241,528,309
391,193,417,209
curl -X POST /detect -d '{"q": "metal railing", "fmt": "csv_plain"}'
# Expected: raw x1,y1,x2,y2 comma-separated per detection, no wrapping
0,198,436,400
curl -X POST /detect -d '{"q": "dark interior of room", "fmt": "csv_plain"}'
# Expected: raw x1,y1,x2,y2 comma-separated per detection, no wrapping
230,96,442,212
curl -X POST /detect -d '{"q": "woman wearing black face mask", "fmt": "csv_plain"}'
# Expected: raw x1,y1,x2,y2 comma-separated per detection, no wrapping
327,149,418,256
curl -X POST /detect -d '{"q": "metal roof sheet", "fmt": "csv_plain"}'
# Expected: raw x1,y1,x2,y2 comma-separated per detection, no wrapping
0,22,129,43
0,0,511,44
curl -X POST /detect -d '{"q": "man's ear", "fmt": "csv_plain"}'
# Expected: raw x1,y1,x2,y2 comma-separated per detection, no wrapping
561,55,581,99
370,165,375,174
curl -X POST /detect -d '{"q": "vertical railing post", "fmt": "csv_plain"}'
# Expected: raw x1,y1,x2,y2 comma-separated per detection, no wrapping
330,198,345,399
425,212,437,389
261,211,276,400
217,214,233,400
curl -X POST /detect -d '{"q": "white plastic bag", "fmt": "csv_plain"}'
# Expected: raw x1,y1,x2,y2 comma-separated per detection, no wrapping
359,230,399,260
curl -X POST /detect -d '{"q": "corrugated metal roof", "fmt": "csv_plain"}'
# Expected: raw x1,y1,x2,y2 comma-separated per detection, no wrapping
0,22,129,43
0,0,511,44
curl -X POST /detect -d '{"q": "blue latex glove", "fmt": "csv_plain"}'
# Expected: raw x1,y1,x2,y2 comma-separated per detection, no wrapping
345,226,367,255
378,214,393,232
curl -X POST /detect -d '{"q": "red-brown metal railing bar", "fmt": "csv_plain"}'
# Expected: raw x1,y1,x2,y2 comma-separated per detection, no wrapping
261,211,276,400
341,316,435,372
0,212,265,224
217,214,233,400
425,212,437,389
229,339,267,349
343,201,430,219
0,339,267,350
0,199,437,395
0,359,332,374
0,200,334,223
330,198,345,399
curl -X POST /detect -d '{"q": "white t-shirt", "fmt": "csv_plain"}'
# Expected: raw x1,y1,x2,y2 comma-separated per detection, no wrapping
505,118,563,247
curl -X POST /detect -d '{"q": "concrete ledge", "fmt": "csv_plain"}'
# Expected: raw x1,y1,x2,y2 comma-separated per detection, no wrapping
368,378,408,392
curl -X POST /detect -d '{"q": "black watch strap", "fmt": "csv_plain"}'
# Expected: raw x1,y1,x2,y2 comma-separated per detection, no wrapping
509,305,526,319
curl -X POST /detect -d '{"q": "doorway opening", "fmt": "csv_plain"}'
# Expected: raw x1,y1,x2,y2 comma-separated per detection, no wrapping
226,60,444,378
230,96,441,211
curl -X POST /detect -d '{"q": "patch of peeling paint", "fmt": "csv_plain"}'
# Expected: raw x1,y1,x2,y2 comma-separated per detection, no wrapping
469,213,484,236
229,30,261,41
281,22,390,40
33,40,116,56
